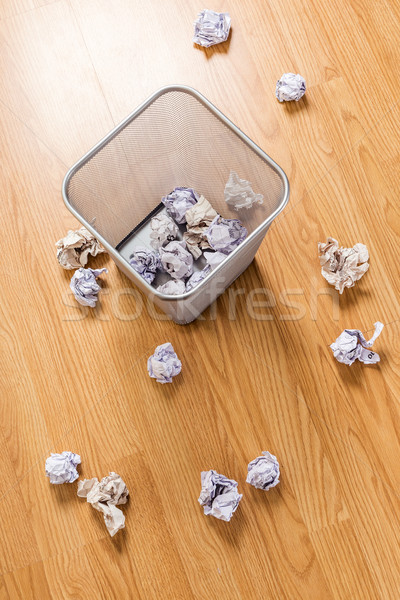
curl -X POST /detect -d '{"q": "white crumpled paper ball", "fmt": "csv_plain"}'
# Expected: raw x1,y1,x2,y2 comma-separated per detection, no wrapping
206,216,247,254
224,171,264,210
45,451,81,484
185,266,211,291
276,73,306,102
203,250,227,270
160,240,193,280
157,279,186,295
161,187,199,224
193,9,231,48
147,342,182,384
198,470,242,522
246,451,280,490
150,213,179,250
129,246,160,284
330,321,384,366
70,267,107,308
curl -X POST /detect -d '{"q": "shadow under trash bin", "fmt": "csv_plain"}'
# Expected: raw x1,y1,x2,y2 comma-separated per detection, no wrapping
62,85,289,324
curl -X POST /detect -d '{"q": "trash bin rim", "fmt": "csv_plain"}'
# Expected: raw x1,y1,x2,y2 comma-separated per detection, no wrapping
62,84,290,301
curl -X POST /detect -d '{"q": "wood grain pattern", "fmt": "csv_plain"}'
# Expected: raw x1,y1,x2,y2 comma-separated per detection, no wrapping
0,0,400,597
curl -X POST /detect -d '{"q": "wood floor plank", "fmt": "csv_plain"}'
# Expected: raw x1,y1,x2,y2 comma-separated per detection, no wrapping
81,454,195,600
0,0,35,20
71,371,333,599
310,520,381,600
0,449,42,573
0,577,9,600
0,0,114,165
3,562,52,600
0,0,59,21
42,546,108,600
309,412,400,598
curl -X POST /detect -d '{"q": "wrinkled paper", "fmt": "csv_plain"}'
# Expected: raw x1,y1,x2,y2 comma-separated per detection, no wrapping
204,250,226,269
129,246,160,284
56,227,105,270
276,73,306,102
193,9,231,48
160,240,193,279
157,279,186,295
70,267,107,307
162,187,199,224
246,451,280,490
224,171,264,210
77,472,129,537
318,237,369,293
186,265,211,291
150,213,179,250
330,321,384,365
183,195,218,259
206,216,247,254
147,342,182,384
45,451,81,484
198,470,242,522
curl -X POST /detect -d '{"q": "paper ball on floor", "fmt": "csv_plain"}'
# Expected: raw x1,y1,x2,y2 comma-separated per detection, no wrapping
276,73,306,102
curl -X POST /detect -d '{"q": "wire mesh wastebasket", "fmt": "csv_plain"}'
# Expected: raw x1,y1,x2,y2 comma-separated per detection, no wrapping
62,85,289,324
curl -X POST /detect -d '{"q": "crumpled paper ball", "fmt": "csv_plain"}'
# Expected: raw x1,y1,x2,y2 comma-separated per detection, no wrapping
183,195,218,259
198,470,242,522
150,213,179,250
224,171,264,210
193,9,231,48
45,451,81,484
79,472,129,506
70,267,107,308
183,231,210,260
206,216,247,254
147,342,182,384
56,227,105,269
161,187,199,224
186,265,211,291
77,472,129,537
204,250,227,269
160,240,193,279
129,246,160,284
157,279,186,295
318,237,369,294
276,73,306,102
330,321,384,365
246,451,280,490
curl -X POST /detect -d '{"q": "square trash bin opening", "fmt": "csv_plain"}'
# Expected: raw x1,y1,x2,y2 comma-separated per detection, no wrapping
63,86,289,321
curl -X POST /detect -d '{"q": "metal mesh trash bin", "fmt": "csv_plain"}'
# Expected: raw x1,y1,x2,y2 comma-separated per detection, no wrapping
62,85,289,324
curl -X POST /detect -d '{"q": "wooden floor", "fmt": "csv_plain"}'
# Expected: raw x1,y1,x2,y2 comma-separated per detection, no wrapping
1,0,400,598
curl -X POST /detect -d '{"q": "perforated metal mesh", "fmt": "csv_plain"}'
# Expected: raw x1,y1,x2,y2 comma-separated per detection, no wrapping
65,88,286,248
